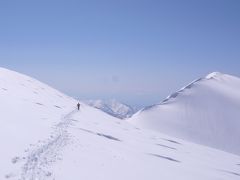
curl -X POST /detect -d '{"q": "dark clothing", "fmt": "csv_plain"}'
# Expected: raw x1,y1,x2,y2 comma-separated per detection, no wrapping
77,103,80,110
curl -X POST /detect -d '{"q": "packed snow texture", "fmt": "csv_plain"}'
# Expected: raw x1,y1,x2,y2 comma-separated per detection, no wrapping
0,68,239,180
130,72,240,155
84,99,137,119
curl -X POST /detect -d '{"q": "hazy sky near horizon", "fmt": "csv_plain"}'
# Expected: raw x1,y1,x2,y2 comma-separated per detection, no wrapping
0,0,240,106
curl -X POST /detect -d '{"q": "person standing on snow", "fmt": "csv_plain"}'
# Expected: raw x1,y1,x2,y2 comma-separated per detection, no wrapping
77,102,80,110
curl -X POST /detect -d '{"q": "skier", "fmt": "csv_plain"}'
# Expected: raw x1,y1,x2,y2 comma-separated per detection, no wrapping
77,102,80,110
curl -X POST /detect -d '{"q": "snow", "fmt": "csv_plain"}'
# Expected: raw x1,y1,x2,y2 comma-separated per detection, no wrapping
205,72,222,79
84,99,136,119
0,67,76,178
130,72,240,155
0,68,240,180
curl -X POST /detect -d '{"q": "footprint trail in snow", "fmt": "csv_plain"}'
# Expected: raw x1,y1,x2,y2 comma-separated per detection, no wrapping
11,109,77,180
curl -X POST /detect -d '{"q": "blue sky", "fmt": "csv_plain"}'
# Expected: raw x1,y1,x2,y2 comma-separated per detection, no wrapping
0,0,240,107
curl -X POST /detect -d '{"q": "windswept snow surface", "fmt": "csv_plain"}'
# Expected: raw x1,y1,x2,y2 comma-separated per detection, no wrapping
84,99,137,119
1,68,240,180
130,72,240,155
0,68,76,179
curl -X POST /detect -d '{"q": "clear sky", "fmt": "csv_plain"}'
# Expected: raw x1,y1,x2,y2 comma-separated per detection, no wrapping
0,0,240,107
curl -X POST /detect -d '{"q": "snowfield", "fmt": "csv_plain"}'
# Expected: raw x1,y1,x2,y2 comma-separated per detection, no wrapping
0,68,240,180
0,67,76,179
130,72,240,155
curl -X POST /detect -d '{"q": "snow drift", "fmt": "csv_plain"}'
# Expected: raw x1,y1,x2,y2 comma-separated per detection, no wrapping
130,72,240,155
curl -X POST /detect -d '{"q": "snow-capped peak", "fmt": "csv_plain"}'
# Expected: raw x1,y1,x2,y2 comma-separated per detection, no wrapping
130,72,240,155
84,99,137,119
157,72,231,105
205,71,222,79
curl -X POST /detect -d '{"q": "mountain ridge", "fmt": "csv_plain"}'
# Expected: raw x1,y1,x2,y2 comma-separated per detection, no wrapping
130,72,240,155
84,99,137,119
142,72,231,111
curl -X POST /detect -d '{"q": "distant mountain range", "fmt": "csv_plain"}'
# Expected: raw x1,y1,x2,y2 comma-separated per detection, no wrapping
84,99,138,119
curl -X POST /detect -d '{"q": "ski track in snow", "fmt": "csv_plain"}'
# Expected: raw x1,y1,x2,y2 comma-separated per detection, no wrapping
16,109,77,180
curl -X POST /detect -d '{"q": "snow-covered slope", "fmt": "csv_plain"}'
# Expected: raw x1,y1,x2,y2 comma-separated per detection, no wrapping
84,99,136,119
1,68,240,180
130,72,240,155
0,67,77,178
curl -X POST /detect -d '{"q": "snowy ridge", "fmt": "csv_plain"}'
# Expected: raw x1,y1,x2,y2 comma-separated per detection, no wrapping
144,72,223,110
84,99,136,119
130,72,240,155
205,72,223,79
161,78,203,104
